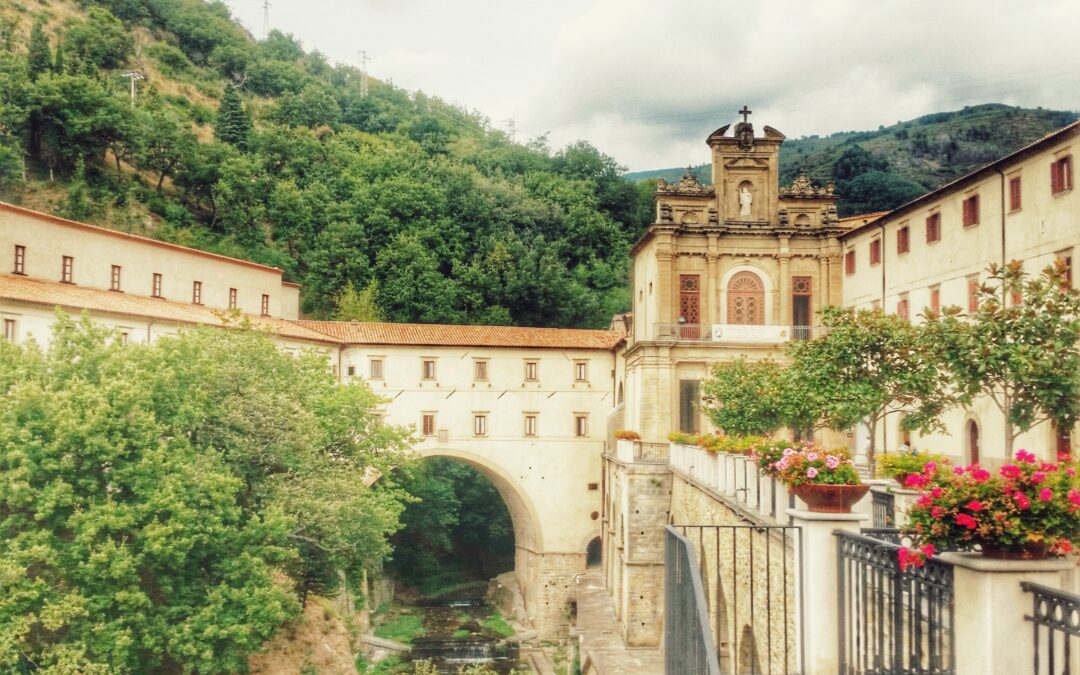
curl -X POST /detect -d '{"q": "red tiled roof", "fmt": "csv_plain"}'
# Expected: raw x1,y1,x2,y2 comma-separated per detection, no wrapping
294,320,625,350
0,274,338,344
836,211,888,224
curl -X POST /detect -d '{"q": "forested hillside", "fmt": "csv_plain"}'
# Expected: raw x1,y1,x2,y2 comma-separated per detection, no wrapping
626,104,1079,216
0,0,653,327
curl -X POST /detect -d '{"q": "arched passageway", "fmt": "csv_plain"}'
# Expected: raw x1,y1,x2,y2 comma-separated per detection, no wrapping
586,537,602,567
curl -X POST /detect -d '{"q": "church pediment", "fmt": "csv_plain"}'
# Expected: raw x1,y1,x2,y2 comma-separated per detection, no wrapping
723,157,769,170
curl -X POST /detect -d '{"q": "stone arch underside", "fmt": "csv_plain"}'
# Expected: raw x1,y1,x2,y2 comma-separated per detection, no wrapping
416,446,543,554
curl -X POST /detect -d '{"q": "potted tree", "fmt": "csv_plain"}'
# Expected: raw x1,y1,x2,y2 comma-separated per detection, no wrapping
774,446,868,513
876,450,950,487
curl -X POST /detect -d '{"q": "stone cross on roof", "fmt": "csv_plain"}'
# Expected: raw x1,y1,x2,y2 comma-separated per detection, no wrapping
739,105,752,124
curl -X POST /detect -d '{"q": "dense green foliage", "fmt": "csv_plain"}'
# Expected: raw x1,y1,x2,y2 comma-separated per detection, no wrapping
626,104,1079,216
0,0,652,327
0,315,414,672
389,459,515,594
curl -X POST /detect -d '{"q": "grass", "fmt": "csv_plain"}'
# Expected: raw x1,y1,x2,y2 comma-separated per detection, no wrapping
452,628,471,639
481,610,515,638
372,605,426,645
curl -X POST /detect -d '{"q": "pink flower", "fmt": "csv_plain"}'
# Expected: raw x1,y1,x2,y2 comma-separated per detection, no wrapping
1059,452,1072,463
953,466,965,475
783,448,796,456
931,506,945,519
1069,489,1080,506
1016,450,1036,464
807,452,819,461
955,513,978,529
1039,488,1053,501
930,487,943,498
1016,493,1032,510
1001,464,1021,479
826,455,840,469
905,473,929,488
917,494,933,507
920,544,935,559
806,467,819,479
1032,472,1046,484
924,461,938,473
966,500,984,512
898,547,911,570
972,468,991,483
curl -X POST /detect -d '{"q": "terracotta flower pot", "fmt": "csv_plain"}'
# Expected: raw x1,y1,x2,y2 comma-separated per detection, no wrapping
791,483,870,513
980,541,1050,560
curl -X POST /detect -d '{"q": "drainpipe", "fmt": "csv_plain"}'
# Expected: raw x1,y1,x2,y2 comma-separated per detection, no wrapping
995,168,1007,269
880,222,887,456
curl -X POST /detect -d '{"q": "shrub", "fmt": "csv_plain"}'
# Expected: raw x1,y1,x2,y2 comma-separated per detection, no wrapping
876,450,950,482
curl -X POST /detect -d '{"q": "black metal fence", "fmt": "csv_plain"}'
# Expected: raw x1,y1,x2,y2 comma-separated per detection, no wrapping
671,524,802,674
872,490,896,529
1021,581,1080,675
665,526,722,675
837,530,955,675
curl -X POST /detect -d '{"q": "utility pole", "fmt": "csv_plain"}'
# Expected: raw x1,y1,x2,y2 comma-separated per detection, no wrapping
122,71,144,106
358,50,369,97
503,118,516,143
262,0,271,39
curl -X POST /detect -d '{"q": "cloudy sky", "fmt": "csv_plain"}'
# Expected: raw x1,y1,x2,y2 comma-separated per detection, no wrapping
223,0,1080,171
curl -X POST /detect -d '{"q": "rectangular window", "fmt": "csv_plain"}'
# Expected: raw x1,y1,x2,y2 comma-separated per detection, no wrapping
474,360,488,381
1009,175,1022,212
473,414,487,437
897,226,910,254
968,276,980,313
3,318,15,343
261,294,270,316
422,359,436,380
1058,250,1073,289
524,414,537,437
845,250,855,275
926,212,941,243
792,276,812,340
370,358,384,379
152,273,163,298
61,256,73,283
1011,288,1023,306
897,294,909,322
962,194,980,228
930,285,941,314
347,365,356,377
574,360,588,383
574,414,589,438
679,380,701,434
13,245,25,274
110,265,122,291
869,238,882,266
192,280,202,305
120,331,129,346
524,360,538,381
1052,155,1073,195
422,413,435,437
229,288,237,309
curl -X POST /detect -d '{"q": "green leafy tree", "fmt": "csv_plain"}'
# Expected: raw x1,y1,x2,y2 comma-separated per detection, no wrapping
925,261,1080,455
27,21,52,81
65,7,133,70
787,306,954,461
335,280,383,322
137,106,197,191
702,358,789,436
215,83,251,148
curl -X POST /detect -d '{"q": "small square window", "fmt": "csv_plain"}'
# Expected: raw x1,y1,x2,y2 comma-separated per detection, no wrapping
370,358,384,379
524,360,538,381
61,256,73,283
13,245,25,275
229,288,237,309
3,318,15,344
422,413,436,436
574,414,589,437
474,360,488,381
524,414,537,437
111,265,122,291
574,361,588,383
473,414,487,437
120,331,129,346
347,365,356,377
422,359,436,380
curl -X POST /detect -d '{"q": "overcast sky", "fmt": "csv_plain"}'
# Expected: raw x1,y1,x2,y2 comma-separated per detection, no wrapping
223,0,1080,171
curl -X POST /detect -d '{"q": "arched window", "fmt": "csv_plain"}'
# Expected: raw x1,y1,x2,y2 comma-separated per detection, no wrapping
727,271,765,325
967,420,980,464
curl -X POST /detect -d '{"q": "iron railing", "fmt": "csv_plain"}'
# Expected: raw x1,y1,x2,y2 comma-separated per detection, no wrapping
672,524,802,674
792,325,813,340
634,441,669,464
1021,581,1080,675
654,322,712,341
837,530,955,675
665,526,722,675
872,491,896,529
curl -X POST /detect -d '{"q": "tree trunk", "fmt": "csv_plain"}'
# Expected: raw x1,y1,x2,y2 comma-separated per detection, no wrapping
156,172,166,192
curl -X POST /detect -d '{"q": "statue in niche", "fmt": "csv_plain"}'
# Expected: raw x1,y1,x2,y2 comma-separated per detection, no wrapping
739,185,753,217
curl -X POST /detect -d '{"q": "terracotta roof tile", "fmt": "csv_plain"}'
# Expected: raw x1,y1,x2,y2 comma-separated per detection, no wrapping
0,274,338,344
836,211,889,224
293,320,624,350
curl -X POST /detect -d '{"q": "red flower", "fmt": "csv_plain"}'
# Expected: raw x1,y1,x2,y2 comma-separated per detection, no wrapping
1069,489,1080,506
1015,493,1032,510
971,468,991,483
966,500,984,512
930,487,943,498
955,513,978,529
1039,488,1053,501
920,543,935,559
931,506,945,519
1001,464,1021,479
1016,450,1036,464
1032,472,1046,484
905,473,929,488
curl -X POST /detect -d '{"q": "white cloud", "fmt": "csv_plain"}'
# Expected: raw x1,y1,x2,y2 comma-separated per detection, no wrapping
224,0,1080,170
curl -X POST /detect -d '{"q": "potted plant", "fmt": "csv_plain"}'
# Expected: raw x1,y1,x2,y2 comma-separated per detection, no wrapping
613,430,641,441
749,437,799,477
876,450,950,487
774,446,867,513
899,450,1080,567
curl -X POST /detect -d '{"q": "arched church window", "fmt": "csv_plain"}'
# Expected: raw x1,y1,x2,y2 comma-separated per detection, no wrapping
727,271,765,325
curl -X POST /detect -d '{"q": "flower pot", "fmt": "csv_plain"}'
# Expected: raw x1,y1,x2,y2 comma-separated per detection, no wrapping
980,541,1050,560
790,483,870,513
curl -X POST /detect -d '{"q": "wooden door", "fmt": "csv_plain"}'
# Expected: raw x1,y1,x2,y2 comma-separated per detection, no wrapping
727,271,764,325
679,275,700,338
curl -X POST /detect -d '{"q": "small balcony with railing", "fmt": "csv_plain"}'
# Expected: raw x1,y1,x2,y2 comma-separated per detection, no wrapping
652,322,816,345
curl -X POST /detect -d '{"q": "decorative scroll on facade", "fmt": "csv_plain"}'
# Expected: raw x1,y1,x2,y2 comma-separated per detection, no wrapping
657,168,714,195
779,169,836,198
